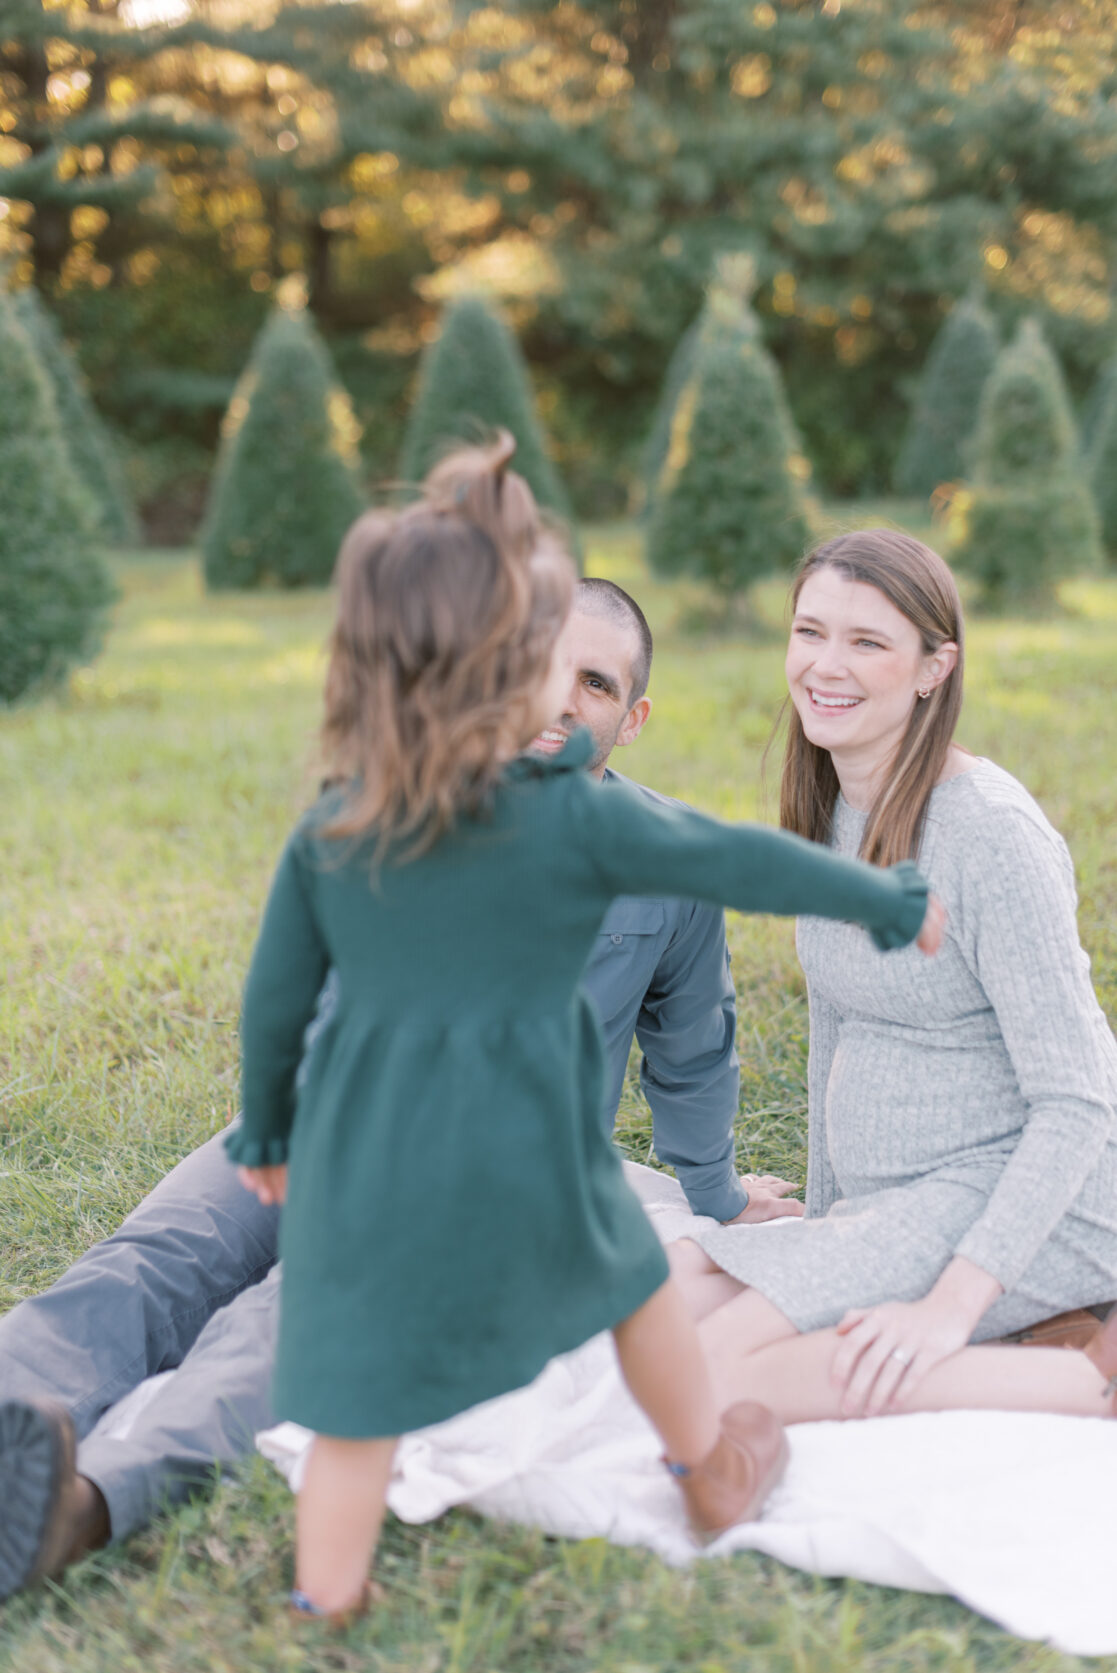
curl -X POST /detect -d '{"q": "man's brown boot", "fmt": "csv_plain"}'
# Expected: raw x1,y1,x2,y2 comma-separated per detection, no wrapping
0,1397,112,1602
664,1400,789,1543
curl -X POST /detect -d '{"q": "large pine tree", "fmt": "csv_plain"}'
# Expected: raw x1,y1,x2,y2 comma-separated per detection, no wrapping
0,291,114,704
646,258,810,606
399,295,573,529
894,296,1000,500
202,301,366,590
13,286,139,546
949,319,1102,607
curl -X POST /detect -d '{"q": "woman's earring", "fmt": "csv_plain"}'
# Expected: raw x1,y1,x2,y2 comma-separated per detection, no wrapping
917,687,931,700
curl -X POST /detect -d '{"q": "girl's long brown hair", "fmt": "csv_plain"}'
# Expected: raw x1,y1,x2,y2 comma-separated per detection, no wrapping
319,431,574,861
779,529,964,867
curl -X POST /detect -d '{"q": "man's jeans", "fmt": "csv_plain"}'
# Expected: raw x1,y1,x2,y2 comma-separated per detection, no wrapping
0,1130,280,1540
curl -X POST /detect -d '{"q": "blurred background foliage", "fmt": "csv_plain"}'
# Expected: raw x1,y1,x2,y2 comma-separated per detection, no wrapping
4,0,1117,535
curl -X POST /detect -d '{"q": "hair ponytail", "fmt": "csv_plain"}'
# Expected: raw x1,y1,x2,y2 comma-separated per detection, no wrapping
319,432,574,863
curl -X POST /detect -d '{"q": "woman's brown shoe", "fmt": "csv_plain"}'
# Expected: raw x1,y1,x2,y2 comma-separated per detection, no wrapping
1084,1307,1117,1412
664,1400,789,1543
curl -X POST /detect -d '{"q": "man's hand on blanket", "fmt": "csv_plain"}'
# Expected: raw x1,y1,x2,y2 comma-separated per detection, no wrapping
723,1175,805,1224
237,1163,288,1206
830,1295,973,1417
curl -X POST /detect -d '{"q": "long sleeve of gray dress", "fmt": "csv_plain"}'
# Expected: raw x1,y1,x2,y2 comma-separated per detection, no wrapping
951,806,1117,1289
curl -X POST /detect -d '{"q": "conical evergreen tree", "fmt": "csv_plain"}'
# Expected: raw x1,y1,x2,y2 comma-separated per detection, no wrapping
948,319,1102,607
1087,376,1117,561
894,295,1000,500
399,295,573,530
646,258,811,604
13,287,139,547
1079,352,1117,456
203,302,366,589
642,316,702,522
0,292,115,704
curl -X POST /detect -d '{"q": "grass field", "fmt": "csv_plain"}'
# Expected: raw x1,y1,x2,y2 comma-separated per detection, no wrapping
1,515,1115,1672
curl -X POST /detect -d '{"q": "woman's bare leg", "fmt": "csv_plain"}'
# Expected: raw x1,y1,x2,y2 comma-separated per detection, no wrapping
296,1434,396,1612
670,1239,1114,1421
667,1239,747,1322
701,1317,1115,1424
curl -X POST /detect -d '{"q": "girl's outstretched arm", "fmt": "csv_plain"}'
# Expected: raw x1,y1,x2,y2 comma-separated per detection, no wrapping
578,772,935,953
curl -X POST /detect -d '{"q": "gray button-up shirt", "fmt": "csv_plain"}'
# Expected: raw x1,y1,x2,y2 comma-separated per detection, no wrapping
585,768,743,1223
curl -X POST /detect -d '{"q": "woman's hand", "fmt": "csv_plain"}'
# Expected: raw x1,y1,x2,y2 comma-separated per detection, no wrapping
916,891,947,956
830,1294,970,1416
723,1174,805,1225
830,1257,1002,1416
237,1163,288,1206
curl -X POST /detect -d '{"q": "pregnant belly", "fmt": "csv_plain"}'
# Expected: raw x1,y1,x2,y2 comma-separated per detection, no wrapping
825,1027,1023,1194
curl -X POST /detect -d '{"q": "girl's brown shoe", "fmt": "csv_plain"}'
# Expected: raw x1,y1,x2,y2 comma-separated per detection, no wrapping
665,1400,789,1543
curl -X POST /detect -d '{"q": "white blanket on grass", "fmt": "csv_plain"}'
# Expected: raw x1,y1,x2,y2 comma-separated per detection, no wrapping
108,1164,1117,1654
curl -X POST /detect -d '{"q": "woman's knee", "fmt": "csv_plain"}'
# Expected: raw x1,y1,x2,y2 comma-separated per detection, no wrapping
667,1238,720,1281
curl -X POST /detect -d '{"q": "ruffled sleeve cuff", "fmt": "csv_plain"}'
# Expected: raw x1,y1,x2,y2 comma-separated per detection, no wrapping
223,1127,290,1167
868,859,929,951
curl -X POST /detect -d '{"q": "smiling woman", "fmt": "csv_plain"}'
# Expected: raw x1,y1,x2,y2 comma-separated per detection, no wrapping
668,527,1117,1430
781,531,965,868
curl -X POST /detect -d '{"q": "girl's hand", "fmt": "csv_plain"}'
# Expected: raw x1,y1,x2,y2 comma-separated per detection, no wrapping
724,1175,805,1225
237,1163,288,1206
830,1294,971,1417
916,892,947,956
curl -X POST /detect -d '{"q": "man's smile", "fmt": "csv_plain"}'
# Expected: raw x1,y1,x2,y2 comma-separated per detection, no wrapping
531,726,570,754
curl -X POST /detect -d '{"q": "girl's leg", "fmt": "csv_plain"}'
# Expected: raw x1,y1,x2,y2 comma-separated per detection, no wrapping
613,1276,720,1464
296,1434,397,1613
613,1277,789,1535
701,1317,1115,1423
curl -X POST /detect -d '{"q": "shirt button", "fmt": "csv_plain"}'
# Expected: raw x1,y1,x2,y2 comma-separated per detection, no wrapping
611,933,623,944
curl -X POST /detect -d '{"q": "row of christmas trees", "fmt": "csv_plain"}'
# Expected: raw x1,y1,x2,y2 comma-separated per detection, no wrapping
897,296,1115,603
203,267,1117,611
646,265,1116,613
4,268,1117,706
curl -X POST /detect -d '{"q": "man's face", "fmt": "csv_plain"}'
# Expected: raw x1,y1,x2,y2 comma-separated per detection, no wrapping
530,605,651,777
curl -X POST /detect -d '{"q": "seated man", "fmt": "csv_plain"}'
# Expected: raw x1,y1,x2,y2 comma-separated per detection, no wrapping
0,578,799,1602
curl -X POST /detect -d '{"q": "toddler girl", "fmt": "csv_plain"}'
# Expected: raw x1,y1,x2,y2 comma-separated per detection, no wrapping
230,435,939,1621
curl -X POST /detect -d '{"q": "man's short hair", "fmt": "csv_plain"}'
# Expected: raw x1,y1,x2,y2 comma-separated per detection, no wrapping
575,578,654,704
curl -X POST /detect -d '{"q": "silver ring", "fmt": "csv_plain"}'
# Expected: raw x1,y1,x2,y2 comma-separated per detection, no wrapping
889,1349,913,1367
741,1174,757,1185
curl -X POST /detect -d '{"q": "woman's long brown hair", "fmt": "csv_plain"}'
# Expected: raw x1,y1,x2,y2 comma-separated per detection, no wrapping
779,530,964,866
318,431,574,862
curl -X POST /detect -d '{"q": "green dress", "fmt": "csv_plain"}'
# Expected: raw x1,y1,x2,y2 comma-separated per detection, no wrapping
226,732,928,1437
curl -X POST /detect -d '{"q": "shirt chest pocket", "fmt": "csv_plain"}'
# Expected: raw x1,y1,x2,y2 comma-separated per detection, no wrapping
597,899,666,949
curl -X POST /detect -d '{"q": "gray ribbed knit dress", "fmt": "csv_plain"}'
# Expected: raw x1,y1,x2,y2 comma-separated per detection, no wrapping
691,759,1117,1339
